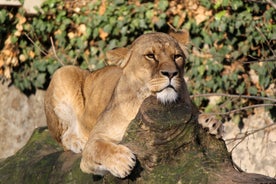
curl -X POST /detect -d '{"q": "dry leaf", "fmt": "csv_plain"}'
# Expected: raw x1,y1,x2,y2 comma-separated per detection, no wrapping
0,57,4,68
4,67,11,78
78,24,86,35
29,50,35,58
68,32,75,39
19,54,26,62
195,6,209,24
99,28,108,40
16,13,26,24
99,1,106,15
54,29,62,35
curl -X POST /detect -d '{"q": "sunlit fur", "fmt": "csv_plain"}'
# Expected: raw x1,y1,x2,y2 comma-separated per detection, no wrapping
157,88,178,103
44,32,190,178
150,73,184,103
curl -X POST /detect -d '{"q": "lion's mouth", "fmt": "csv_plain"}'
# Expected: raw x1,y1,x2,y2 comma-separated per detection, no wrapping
157,85,177,93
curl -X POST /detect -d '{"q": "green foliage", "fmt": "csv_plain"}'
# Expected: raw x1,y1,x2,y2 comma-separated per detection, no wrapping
181,0,276,115
5,0,169,92
0,8,17,49
0,0,275,117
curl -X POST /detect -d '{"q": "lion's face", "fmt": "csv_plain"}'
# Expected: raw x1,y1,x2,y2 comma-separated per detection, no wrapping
107,32,189,104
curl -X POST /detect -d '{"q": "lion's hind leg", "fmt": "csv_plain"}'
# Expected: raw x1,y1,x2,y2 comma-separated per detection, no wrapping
54,101,87,153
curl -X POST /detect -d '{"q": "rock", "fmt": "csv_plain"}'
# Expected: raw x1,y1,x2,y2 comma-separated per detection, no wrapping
0,96,275,183
0,82,46,159
223,107,276,177
0,0,46,14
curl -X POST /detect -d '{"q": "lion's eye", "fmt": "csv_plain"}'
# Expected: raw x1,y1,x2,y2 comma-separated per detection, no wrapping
145,53,155,60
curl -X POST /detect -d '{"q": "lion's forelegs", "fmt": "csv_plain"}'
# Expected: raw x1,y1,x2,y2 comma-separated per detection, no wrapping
80,138,136,178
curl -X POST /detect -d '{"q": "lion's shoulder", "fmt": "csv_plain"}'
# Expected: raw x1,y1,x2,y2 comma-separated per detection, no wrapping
83,65,122,95
82,66,123,126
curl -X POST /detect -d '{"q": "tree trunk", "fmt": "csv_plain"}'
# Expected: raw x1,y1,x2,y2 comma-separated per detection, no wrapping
0,96,275,183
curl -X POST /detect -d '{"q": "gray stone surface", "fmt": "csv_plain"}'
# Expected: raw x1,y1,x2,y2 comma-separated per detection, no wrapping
0,81,46,159
23,0,45,14
0,0,21,6
223,108,276,178
0,0,45,14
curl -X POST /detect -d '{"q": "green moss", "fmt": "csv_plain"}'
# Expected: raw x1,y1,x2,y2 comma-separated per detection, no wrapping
140,151,208,184
0,127,62,183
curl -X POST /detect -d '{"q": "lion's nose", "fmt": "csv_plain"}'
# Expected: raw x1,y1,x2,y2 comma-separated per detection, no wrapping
160,70,178,79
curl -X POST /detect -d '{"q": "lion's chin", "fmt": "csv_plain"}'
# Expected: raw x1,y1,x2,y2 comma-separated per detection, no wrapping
156,88,178,104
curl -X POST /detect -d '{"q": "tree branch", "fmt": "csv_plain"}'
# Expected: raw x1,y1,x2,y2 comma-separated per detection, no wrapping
50,37,64,66
190,93,276,103
23,33,48,56
201,104,276,116
225,123,276,153
266,0,276,9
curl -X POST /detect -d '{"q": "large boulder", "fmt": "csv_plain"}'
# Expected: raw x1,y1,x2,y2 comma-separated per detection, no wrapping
0,96,275,183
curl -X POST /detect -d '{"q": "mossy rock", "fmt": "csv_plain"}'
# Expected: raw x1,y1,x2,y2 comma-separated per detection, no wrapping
0,127,93,183
0,97,275,184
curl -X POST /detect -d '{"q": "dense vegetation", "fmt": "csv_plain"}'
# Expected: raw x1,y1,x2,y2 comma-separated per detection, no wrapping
0,0,275,119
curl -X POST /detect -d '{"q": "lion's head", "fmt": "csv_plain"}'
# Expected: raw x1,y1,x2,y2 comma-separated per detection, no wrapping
107,31,189,104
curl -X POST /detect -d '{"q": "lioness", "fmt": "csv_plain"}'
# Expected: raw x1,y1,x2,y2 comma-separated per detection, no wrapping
44,32,191,178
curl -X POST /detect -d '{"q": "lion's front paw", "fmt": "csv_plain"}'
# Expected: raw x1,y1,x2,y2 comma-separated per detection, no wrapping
80,141,136,178
104,144,136,178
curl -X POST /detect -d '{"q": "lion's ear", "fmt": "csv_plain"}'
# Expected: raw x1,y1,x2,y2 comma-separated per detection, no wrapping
106,47,130,67
169,30,190,57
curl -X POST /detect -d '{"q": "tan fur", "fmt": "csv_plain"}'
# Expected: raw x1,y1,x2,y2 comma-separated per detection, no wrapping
44,32,190,178
198,114,224,138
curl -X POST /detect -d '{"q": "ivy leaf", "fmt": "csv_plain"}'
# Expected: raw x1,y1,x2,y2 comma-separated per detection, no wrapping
34,73,46,88
215,10,227,20
158,0,169,11
0,9,8,23
231,0,243,10
236,83,245,94
47,62,60,74
248,86,258,95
